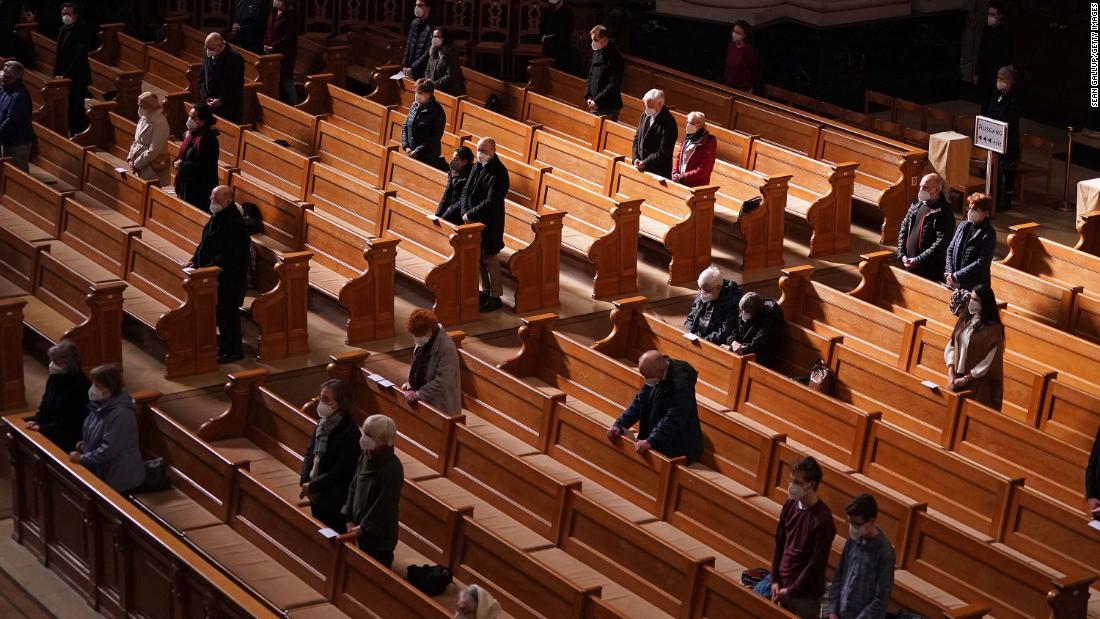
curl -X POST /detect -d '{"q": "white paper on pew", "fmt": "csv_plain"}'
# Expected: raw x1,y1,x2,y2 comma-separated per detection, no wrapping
621,428,637,440
114,167,127,174
429,215,439,222
379,379,395,388
367,373,386,383
1088,520,1100,532
920,380,939,391
182,267,196,274
683,333,699,341
389,70,405,80
318,527,339,539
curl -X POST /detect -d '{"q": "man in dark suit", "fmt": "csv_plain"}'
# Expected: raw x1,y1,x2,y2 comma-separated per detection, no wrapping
187,185,252,364
53,2,92,135
606,350,703,463
231,0,269,54
198,32,246,124
401,78,446,168
584,25,623,121
632,89,678,180
401,0,435,79
458,137,509,312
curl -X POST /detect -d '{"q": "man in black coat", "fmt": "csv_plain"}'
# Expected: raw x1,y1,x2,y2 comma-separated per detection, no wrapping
632,89,678,180
53,2,92,135
458,137,509,312
683,265,741,344
436,145,474,224
896,173,955,282
540,0,574,72
584,25,623,121
231,0,269,54
0,61,35,171
983,67,1020,211
300,379,361,533
607,351,703,463
198,32,246,124
973,1,1012,106
727,292,783,369
401,78,446,168
401,0,435,79
188,185,252,364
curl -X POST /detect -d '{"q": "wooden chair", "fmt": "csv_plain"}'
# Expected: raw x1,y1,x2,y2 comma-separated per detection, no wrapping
893,99,924,130
473,0,511,78
1015,133,1054,209
923,106,955,134
950,145,989,202
863,89,895,116
955,114,975,137
441,0,475,64
872,117,902,140
510,0,545,81
902,126,931,149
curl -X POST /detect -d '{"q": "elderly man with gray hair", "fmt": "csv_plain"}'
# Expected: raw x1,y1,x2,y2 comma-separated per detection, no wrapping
684,265,741,343
632,88,678,179
197,32,245,123
606,350,704,463
344,414,404,569
0,60,34,171
896,172,954,282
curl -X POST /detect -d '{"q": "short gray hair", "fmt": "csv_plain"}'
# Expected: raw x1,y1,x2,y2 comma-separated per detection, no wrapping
686,111,706,126
642,89,665,105
362,414,396,447
697,265,722,288
3,61,24,80
997,66,1016,81
48,340,81,372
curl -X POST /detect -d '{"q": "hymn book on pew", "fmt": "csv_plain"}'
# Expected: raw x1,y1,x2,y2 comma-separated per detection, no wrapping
318,527,339,539
367,372,395,389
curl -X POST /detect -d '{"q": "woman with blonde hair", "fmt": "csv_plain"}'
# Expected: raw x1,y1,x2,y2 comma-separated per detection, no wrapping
126,91,171,185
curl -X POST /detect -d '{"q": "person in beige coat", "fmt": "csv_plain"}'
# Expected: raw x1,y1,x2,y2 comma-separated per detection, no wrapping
401,308,462,415
127,91,171,185
945,284,1005,409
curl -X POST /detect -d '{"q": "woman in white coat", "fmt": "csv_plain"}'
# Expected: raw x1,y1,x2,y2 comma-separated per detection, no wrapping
401,308,462,415
127,91,171,185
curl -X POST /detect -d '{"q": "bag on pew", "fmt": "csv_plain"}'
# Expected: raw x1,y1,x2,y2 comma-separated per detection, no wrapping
949,287,970,316
740,196,763,216
886,611,927,619
131,457,170,494
406,564,452,595
740,567,768,588
808,359,833,393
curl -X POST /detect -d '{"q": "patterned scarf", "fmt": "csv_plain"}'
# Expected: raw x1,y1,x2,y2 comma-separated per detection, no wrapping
407,328,440,391
309,412,343,480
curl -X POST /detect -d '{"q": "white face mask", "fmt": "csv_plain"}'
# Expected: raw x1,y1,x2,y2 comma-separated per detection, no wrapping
987,15,998,26
61,14,74,26
685,123,698,135
732,32,744,43
413,334,430,346
209,201,224,214
996,80,1008,92
967,208,983,224
740,310,752,323
138,108,148,119
88,385,105,402
917,189,931,203
206,48,218,59
414,6,425,18
359,434,376,452
849,523,867,540
477,151,491,164
431,37,442,48
186,117,200,132
316,402,334,418
644,377,660,386
590,40,601,51
968,300,981,316
787,481,805,501
699,291,715,303
48,361,65,375
644,107,657,118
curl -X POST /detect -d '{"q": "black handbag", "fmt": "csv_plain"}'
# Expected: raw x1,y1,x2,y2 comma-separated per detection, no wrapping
406,564,452,596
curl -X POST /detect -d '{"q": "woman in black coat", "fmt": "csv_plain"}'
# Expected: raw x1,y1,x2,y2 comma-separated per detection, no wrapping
25,340,89,452
173,103,221,212
401,78,446,169
945,192,997,292
425,27,465,96
436,146,473,224
299,379,361,533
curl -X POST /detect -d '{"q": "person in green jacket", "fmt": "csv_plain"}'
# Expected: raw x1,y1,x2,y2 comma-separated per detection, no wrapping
342,414,404,569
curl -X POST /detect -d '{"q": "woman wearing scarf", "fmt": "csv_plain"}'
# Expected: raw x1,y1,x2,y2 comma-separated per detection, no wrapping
299,379,360,532
671,111,717,187
173,103,221,212
945,284,1005,409
401,309,461,415
454,584,502,619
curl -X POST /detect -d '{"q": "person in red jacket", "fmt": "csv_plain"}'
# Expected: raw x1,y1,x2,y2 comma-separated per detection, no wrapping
722,20,759,92
672,112,717,187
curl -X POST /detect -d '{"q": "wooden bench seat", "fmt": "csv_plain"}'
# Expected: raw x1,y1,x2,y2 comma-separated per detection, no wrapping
238,131,316,203
11,54,69,135
254,93,322,155
520,90,602,150
31,121,86,191
451,99,538,161
310,118,389,184
344,25,403,86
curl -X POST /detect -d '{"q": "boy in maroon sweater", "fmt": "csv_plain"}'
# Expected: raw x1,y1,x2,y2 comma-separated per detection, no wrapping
753,456,836,618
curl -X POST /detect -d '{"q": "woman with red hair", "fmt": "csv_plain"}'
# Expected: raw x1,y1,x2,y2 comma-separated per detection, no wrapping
401,309,462,414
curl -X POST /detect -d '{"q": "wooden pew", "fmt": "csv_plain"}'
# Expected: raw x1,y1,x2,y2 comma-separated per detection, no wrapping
747,140,857,256
31,121,87,191
525,60,647,135
529,129,621,195
344,24,404,87
253,92,322,155
0,285,25,411
237,131,316,202
312,118,390,184
9,53,70,136
708,157,790,270
520,90,603,150
4,416,282,619
294,39,350,88
452,99,539,161
460,66,527,118
0,162,74,240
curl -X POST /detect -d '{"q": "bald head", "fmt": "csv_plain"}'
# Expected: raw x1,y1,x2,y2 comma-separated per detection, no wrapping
205,33,225,56
638,351,668,382
919,173,943,201
475,137,496,164
210,185,233,208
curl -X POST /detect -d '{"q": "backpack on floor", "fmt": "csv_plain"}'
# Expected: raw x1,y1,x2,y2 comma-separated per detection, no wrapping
406,564,452,596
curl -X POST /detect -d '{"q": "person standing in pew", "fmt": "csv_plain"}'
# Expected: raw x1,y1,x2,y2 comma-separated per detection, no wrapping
722,20,760,93
726,292,784,369
231,0,270,55
401,78,446,169
982,66,1020,212
0,60,34,172
436,146,474,222
896,173,954,283
401,309,462,415
945,284,1004,409
944,192,996,292
401,0,435,80
584,25,623,122
343,414,404,569
1087,426,1100,519
684,265,741,344
671,111,717,187
198,32,246,124
827,494,894,619
69,364,146,494
632,89,678,180
53,2,92,135
425,28,465,96
263,0,298,105
459,137,509,312
173,104,221,212
539,0,574,73
973,2,1012,107
25,340,90,453
299,379,360,533
127,92,171,185
753,456,835,619
606,350,704,463
186,186,251,364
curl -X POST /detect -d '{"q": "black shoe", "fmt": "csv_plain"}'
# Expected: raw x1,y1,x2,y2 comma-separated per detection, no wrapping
217,353,244,364
479,291,490,304
478,296,503,312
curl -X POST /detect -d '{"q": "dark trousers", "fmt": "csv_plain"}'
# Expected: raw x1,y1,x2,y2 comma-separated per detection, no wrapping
598,109,620,123
216,286,245,356
67,85,89,135
310,504,346,534
357,539,394,569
